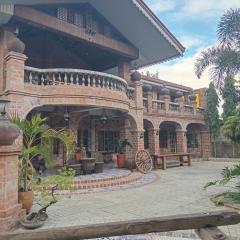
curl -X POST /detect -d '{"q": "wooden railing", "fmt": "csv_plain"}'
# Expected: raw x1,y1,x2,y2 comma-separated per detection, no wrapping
184,104,194,113
24,66,128,94
1,211,239,240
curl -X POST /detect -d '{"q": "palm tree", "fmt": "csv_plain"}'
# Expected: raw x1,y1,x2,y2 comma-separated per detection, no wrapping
10,113,75,192
195,8,240,90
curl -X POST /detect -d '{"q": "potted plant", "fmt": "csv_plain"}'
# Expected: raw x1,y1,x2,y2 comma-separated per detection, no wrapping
21,167,76,229
116,139,132,168
10,113,75,212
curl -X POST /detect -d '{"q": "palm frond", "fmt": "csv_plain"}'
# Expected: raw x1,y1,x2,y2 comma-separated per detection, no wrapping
218,8,240,48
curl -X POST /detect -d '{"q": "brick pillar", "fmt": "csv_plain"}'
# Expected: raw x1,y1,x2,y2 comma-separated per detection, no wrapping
201,130,211,160
134,81,143,108
118,61,131,82
176,130,187,153
0,146,23,232
148,129,159,155
146,91,153,113
4,51,27,92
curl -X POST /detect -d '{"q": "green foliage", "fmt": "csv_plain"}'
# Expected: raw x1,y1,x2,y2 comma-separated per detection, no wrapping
222,76,238,119
205,82,220,139
195,8,240,91
10,113,75,192
116,139,132,154
222,108,240,144
204,164,240,204
32,167,76,210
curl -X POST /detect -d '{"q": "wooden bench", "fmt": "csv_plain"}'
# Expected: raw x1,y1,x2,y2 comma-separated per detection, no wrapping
151,153,192,170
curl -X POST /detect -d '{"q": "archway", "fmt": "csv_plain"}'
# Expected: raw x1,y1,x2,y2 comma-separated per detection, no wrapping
186,123,209,158
159,121,182,154
143,119,155,153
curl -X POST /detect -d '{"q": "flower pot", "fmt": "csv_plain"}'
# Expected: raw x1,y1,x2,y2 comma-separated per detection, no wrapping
75,151,81,161
18,191,34,212
117,154,125,168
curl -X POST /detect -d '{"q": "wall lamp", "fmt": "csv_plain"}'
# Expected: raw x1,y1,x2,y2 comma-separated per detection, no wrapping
156,130,159,136
140,132,144,139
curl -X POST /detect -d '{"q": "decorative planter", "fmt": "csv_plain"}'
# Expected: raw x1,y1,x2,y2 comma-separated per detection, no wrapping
143,84,152,92
189,95,196,101
161,87,170,95
18,191,34,212
117,154,125,168
82,159,96,174
0,117,20,146
131,71,141,82
20,212,48,229
75,148,81,161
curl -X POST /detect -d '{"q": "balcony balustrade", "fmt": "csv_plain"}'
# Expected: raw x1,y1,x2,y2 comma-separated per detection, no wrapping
24,66,128,95
169,102,180,112
152,100,165,110
183,105,194,113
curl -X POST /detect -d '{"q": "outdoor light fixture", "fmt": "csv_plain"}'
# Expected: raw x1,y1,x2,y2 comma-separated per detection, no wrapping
156,130,159,136
0,95,10,120
140,132,144,139
64,107,70,122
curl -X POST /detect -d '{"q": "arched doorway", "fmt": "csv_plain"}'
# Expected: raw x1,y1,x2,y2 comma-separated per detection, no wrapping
143,119,154,153
159,121,182,154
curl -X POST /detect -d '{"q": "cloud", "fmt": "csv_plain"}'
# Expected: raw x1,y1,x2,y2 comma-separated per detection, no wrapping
146,0,178,12
145,0,240,21
178,35,204,49
141,48,212,90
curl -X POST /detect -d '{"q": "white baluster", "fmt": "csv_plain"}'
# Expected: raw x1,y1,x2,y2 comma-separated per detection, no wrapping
29,72,33,84
87,74,90,86
92,75,96,87
64,73,67,84
76,74,80,85
41,74,44,85
70,73,74,84
53,73,56,84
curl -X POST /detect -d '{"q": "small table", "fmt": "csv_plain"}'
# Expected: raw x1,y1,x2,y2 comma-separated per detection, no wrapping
151,153,192,170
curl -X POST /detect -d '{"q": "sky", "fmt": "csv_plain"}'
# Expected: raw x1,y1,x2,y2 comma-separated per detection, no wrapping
142,0,240,89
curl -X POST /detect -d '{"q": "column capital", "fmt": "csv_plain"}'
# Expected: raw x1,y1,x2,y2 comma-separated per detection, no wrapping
4,51,27,62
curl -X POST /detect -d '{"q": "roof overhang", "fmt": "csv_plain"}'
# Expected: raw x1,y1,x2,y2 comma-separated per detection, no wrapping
0,0,185,68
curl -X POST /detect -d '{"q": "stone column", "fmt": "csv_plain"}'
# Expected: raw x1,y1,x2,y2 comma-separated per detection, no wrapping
0,146,23,232
4,51,27,92
176,130,187,153
148,129,160,155
134,81,143,109
0,112,23,232
146,91,153,113
201,130,211,160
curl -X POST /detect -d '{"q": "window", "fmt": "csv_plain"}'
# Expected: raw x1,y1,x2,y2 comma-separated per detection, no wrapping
98,131,119,152
144,129,149,149
187,133,199,148
160,130,168,148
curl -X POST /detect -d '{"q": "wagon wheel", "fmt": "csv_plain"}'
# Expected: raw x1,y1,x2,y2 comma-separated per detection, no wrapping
135,150,153,174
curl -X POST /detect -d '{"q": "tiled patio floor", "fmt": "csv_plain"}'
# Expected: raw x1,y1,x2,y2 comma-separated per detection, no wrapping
14,161,240,239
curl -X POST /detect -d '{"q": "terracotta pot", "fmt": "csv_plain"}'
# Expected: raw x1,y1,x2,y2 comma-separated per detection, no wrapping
75,152,81,161
117,154,125,168
18,191,34,212
0,117,20,146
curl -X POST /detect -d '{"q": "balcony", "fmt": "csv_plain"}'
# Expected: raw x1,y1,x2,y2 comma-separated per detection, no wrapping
23,67,130,111
146,99,205,119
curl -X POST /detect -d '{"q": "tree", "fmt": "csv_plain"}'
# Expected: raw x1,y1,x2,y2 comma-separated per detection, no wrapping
222,108,240,157
195,8,240,90
10,114,75,192
206,82,220,156
222,76,238,120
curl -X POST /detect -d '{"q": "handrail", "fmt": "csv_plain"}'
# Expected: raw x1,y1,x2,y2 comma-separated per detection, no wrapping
1,211,239,240
24,66,128,94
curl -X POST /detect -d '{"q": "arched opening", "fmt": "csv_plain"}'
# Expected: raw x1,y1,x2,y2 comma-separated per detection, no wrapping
143,119,154,151
26,105,129,170
186,123,208,158
159,121,182,154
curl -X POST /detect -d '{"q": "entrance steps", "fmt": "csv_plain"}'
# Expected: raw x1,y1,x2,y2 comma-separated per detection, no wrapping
70,169,143,190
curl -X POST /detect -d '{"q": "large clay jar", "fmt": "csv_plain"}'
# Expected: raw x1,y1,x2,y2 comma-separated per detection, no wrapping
117,154,125,168
131,71,141,82
5,31,25,53
18,191,34,212
0,117,20,146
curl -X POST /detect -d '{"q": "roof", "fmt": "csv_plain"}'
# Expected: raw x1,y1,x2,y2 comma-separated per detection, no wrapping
141,75,193,92
0,0,185,68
